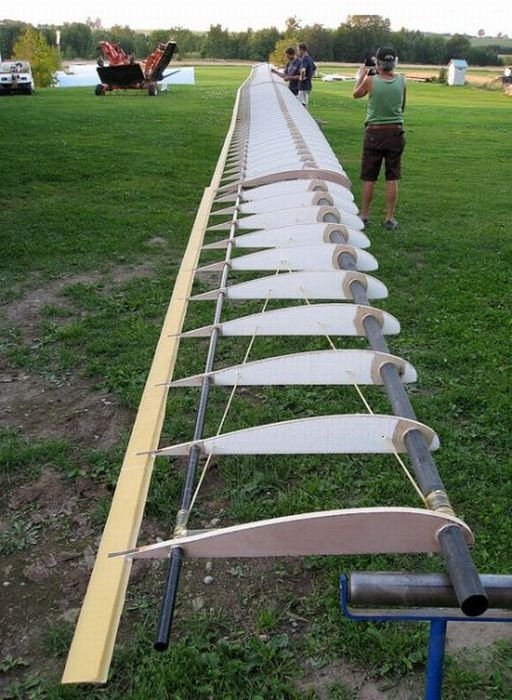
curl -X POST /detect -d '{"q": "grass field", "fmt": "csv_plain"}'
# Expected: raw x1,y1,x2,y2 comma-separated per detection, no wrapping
1,68,511,699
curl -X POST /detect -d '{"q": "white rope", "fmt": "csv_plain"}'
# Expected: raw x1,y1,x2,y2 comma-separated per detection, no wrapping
189,274,277,513
296,282,427,507
190,265,428,514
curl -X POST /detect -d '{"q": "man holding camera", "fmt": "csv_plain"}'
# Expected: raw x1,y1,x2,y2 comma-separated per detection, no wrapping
353,47,406,230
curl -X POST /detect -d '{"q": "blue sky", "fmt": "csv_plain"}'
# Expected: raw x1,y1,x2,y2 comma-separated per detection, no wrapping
4,0,511,36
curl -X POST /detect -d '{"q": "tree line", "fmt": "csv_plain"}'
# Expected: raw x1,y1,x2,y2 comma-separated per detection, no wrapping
0,15,505,66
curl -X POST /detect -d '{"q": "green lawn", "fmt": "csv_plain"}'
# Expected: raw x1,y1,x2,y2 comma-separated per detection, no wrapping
1,70,511,699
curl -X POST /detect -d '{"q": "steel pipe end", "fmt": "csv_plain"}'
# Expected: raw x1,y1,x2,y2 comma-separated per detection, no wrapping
461,593,489,617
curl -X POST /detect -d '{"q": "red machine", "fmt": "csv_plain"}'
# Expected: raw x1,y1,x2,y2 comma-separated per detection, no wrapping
96,41,134,66
95,40,177,96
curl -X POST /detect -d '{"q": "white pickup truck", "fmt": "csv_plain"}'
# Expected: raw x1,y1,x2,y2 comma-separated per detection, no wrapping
0,61,35,95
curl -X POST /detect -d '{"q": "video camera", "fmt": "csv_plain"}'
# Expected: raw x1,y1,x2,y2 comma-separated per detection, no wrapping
363,54,377,76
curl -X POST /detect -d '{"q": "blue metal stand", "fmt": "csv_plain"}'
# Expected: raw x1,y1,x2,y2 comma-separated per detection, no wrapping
425,619,447,700
340,575,512,700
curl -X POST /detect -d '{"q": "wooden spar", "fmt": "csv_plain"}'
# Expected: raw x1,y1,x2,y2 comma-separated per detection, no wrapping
151,414,440,456
197,245,377,273
61,67,249,687
112,508,474,560
190,271,388,301
166,350,417,387
180,303,400,337
207,205,363,232
62,191,214,685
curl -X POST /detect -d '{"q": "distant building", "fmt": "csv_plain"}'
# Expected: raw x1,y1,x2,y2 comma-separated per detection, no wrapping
447,59,468,86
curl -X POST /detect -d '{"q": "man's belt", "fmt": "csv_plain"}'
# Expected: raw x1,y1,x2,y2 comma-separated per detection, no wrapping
366,123,403,130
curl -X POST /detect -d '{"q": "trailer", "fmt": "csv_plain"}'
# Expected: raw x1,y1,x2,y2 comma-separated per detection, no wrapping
95,40,177,96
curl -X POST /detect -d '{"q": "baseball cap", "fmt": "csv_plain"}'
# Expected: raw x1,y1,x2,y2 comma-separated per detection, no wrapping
376,47,397,63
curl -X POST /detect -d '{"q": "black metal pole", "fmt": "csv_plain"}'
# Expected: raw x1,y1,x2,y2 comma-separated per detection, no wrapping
155,189,242,651
437,526,489,616
337,251,488,616
155,546,183,651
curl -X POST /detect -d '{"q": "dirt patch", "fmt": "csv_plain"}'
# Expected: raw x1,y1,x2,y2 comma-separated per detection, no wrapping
0,263,157,446
0,469,106,691
0,362,132,448
0,464,165,693
145,236,169,248
194,270,223,290
447,619,512,651
131,463,316,642
0,265,153,692
173,556,313,634
298,659,422,699
2,262,155,343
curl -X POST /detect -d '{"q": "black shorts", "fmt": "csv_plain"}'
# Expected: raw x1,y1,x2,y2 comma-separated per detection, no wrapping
360,126,405,182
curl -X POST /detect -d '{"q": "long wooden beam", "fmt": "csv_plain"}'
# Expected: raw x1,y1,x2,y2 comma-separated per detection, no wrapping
62,79,245,686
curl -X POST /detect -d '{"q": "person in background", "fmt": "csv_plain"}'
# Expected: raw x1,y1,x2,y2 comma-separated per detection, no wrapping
297,42,316,109
271,47,302,95
353,46,406,231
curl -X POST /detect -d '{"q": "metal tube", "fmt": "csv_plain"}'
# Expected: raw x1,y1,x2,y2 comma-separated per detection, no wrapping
155,189,242,650
179,444,203,519
438,526,489,617
379,362,416,418
154,547,183,650
338,251,488,615
348,572,512,609
362,314,390,354
403,430,445,496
